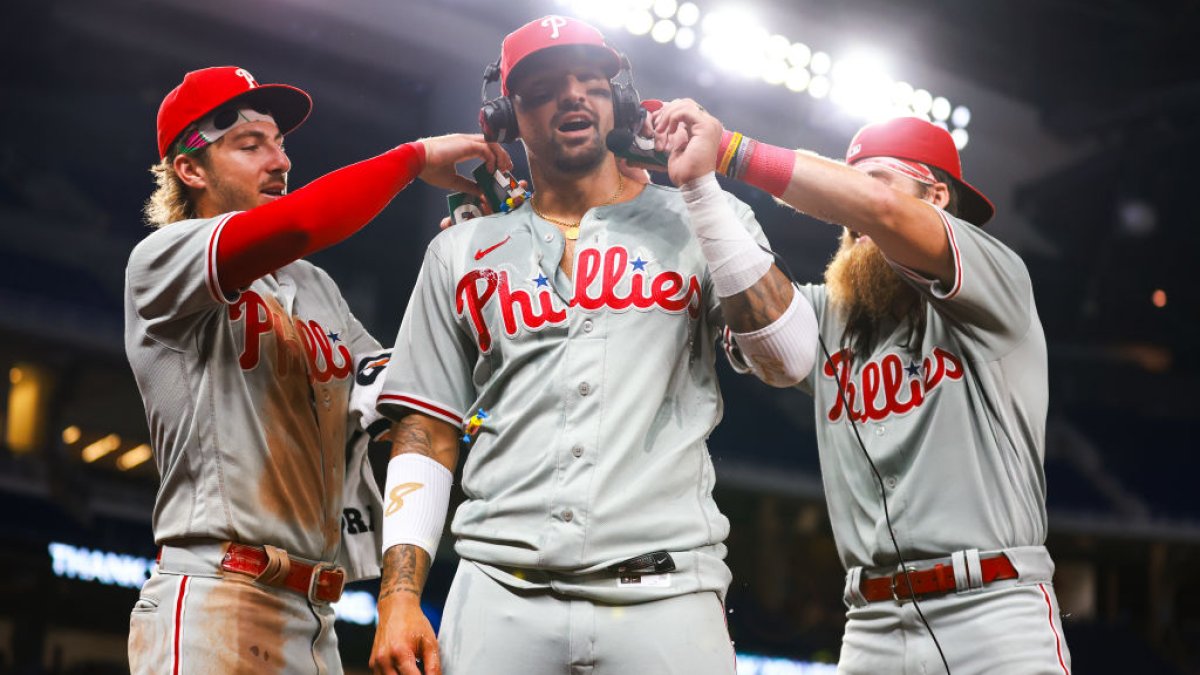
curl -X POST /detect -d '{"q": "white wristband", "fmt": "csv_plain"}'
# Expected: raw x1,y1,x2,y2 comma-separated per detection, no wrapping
731,290,818,387
681,172,774,298
382,454,452,561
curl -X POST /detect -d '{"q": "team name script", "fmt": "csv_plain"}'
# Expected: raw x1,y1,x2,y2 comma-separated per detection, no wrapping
229,290,352,382
823,347,964,422
456,246,702,351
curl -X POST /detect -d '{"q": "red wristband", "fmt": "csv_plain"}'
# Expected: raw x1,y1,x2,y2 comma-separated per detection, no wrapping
714,129,795,197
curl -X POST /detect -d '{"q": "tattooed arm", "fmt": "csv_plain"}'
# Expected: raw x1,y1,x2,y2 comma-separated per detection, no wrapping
370,413,460,675
718,266,794,333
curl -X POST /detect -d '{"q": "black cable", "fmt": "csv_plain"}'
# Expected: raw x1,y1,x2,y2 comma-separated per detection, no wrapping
763,247,952,674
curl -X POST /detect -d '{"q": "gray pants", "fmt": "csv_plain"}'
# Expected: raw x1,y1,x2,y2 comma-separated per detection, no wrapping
838,547,1072,675
128,542,342,675
439,560,736,675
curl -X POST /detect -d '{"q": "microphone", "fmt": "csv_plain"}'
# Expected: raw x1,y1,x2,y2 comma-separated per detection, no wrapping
606,128,669,168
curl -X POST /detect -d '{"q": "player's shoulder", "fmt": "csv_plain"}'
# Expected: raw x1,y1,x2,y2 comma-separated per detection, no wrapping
429,208,528,261
127,214,233,267
638,179,754,212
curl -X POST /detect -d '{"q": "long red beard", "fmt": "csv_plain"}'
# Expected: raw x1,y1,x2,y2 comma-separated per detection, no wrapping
824,230,918,323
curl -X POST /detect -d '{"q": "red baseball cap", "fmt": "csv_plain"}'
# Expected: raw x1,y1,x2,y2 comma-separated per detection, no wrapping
846,116,994,226
156,66,312,159
499,15,622,96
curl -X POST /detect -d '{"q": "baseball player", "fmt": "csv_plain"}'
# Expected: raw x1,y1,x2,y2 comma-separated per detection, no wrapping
367,16,818,675
124,65,509,674
672,111,1073,673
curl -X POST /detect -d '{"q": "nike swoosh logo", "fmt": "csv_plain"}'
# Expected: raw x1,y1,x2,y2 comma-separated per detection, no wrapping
474,235,512,261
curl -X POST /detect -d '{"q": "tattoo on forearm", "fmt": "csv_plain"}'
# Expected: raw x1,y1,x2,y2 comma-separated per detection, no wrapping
391,417,435,458
377,545,430,602
721,266,794,332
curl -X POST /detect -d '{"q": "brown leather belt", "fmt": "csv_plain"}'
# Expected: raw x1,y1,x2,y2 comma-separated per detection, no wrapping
860,554,1017,604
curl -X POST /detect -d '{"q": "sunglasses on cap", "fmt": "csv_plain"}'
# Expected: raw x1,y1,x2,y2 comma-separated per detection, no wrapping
174,102,276,156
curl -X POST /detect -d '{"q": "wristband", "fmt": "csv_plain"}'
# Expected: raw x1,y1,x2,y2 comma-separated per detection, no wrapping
715,130,796,197
381,454,452,560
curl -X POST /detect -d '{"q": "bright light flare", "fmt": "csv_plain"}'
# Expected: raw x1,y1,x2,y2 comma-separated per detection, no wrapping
626,9,654,35
697,9,770,79
62,425,81,444
651,19,677,43
82,434,121,463
117,443,153,471
676,1,700,26
951,105,972,128
674,26,696,49
830,53,894,120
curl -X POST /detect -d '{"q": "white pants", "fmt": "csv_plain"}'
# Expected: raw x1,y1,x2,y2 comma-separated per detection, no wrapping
838,547,1072,675
128,542,342,675
439,560,736,675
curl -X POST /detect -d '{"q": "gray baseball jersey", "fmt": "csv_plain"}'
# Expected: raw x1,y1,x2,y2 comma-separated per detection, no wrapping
124,214,384,565
790,209,1048,571
378,183,769,603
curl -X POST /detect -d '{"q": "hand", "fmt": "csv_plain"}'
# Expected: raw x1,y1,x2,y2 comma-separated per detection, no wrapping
370,594,442,675
418,133,513,197
651,99,722,187
440,180,529,230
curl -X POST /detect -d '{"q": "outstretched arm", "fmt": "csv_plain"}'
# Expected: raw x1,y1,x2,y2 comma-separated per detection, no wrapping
217,134,511,292
370,413,460,675
710,128,954,285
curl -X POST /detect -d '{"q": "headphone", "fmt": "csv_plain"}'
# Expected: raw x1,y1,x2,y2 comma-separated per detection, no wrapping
479,53,643,144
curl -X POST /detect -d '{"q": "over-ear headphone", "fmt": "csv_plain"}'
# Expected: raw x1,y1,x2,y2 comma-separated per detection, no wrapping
479,54,643,144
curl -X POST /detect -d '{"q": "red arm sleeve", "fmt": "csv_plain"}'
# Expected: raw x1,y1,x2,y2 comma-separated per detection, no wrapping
215,142,427,292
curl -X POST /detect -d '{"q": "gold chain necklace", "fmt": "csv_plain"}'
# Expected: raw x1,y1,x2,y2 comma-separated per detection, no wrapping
530,173,625,241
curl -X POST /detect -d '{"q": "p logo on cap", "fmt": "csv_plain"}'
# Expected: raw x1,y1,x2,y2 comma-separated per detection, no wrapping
498,15,622,96
155,66,313,159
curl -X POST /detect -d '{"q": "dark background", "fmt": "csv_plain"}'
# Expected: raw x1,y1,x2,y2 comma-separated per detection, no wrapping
1,0,1198,672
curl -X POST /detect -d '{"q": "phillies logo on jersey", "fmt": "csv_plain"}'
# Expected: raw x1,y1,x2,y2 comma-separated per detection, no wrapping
822,346,964,422
456,245,702,352
229,290,353,382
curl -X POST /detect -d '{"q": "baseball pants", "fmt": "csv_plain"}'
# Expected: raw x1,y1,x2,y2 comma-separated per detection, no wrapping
837,548,1072,675
128,542,342,675
438,560,737,675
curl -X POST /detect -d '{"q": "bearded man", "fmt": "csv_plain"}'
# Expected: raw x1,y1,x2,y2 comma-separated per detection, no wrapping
649,107,1072,674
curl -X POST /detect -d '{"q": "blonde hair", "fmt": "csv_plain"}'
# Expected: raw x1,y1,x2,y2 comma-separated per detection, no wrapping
143,150,206,228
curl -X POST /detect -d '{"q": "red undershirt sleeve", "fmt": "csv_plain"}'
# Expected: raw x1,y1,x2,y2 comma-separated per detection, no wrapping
215,141,427,292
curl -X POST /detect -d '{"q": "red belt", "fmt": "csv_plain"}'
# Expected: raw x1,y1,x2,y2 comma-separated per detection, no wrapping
860,554,1017,604
156,543,346,603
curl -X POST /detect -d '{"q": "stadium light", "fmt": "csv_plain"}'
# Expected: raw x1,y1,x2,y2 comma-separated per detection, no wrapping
62,425,81,444
830,52,894,120
674,26,696,49
82,433,121,463
551,0,973,134
676,1,700,26
651,19,677,43
117,443,153,471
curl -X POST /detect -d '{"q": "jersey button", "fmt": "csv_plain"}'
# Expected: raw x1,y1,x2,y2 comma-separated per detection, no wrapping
582,319,594,333
571,445,584,458
562,509,574,522
884,476,898,489
544,233,554,242
578,382,592,396
874,425,886,436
